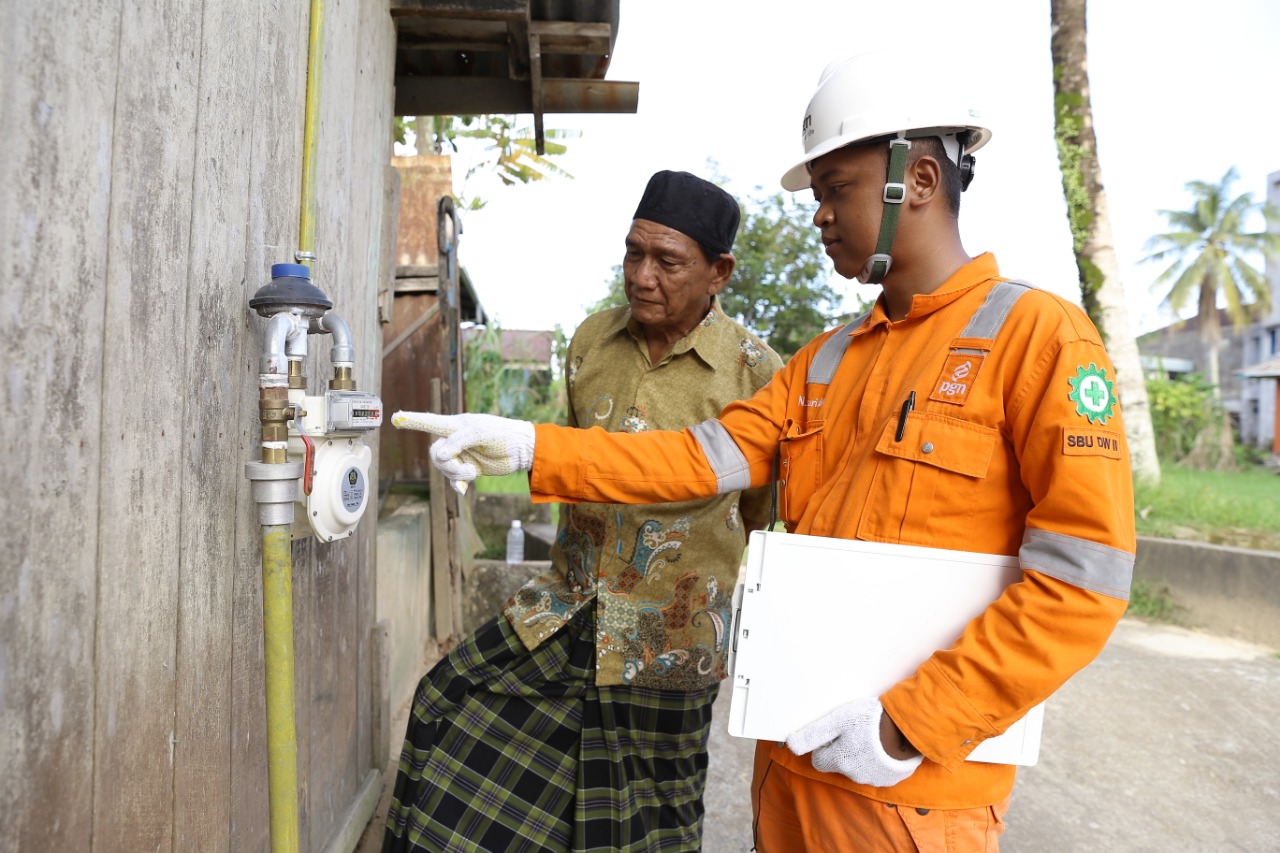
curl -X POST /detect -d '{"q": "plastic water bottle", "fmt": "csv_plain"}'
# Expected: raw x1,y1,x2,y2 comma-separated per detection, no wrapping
505,519,525,564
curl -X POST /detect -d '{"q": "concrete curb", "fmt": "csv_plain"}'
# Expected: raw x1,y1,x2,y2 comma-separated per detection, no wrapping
1135,535,1280,649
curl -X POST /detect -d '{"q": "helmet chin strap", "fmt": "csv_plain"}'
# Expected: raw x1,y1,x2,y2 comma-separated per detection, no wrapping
858,135,911,284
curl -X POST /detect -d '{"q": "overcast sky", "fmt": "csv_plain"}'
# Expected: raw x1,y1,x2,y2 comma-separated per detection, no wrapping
398,0,1280,338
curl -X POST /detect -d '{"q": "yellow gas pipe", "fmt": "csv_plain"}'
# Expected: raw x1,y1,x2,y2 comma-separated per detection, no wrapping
297,0,324,262
260,523,301,852
257,1,325,851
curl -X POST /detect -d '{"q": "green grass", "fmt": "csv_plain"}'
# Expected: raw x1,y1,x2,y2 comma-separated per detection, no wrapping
1126,579,1184,623
473,472,531,495
1128,463,1279,627
1133,464,1280,549
473,472,560,528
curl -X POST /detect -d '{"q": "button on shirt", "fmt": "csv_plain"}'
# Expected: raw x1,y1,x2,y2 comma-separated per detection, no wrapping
503,300,783,690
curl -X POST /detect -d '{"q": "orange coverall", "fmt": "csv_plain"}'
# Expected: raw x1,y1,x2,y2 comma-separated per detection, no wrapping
529,253,1135,814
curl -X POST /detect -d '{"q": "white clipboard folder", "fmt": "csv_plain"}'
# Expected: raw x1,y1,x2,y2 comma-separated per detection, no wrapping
726,530,1044,766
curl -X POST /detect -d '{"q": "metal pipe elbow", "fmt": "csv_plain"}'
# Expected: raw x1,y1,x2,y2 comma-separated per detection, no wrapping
261,312,305,375
311,312,354,367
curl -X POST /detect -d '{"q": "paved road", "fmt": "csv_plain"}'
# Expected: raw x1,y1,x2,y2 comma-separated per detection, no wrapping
702,618,1280,852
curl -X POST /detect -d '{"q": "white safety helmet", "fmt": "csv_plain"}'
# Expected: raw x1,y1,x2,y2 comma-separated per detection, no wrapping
780,50,992,283
780,51,991,192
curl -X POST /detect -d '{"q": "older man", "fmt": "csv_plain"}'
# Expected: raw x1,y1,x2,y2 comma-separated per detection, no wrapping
384,170,782,853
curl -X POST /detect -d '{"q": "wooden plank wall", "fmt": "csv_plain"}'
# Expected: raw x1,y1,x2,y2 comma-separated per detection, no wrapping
91,0,203,846
0,0,397,850
0,1,122,849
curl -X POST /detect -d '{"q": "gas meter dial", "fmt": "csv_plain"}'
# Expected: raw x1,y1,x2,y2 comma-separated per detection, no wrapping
293,390,383,436
325,390,383,432
296,437,371,542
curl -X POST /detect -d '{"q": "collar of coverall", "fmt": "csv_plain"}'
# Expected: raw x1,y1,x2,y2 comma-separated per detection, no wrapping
849,252,1002,336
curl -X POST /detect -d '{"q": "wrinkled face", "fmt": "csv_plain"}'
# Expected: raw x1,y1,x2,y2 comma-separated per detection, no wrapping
622,219,724,335
808,143,888,281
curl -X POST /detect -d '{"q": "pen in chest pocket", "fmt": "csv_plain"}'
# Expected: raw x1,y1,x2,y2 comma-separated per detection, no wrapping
895,390,915,442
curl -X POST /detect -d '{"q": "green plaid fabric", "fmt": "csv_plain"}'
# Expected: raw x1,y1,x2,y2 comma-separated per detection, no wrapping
383,605,718,852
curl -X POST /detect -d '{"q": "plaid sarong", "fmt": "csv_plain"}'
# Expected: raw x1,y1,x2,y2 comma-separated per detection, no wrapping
383,604,719,852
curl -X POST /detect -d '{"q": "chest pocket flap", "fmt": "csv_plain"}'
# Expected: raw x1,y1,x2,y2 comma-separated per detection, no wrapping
875,411,999,478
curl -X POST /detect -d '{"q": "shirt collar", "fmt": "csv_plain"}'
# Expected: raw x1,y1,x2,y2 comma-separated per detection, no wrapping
851,253,1001,337
617,298,729,369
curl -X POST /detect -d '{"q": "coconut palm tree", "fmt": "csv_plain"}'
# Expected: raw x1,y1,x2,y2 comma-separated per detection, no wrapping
1050,0,1161,485
1143,167,1280,467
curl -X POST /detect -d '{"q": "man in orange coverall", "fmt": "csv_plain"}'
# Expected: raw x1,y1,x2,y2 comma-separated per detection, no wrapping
392,49,1136,852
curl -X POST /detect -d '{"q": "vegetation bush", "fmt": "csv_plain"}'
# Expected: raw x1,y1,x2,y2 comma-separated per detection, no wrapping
1144,373,1220,462
463,323,568,425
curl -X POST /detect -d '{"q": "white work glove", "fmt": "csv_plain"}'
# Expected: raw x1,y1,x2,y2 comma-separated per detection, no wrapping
786,697,924,788
391,411,534,495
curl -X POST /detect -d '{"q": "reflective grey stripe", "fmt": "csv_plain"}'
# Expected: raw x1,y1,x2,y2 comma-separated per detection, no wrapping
807,281,1032,386
1021,528,1134,600
961,280,1033,340
807,313,869,385
689,419,752,494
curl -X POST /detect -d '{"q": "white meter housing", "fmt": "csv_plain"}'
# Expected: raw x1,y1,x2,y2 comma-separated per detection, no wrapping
287,390,383,542
299,437,371,542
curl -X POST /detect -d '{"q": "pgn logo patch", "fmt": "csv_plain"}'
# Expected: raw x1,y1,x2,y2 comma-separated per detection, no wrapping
929,353,985,405
1062,426,1123,459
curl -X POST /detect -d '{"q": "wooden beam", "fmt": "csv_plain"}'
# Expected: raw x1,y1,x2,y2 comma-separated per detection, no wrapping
395,17,509,50
529,32,544,154
507,18,530,81
391,0,529,21
429,378,455,643
396,17,509,36
395,20,609,57
528,21,612,55
395,76,638,117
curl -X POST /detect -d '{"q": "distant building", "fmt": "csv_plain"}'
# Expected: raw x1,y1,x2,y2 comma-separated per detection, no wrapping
1238,170,1280,454
1137,168,1280,457
461,326,559,414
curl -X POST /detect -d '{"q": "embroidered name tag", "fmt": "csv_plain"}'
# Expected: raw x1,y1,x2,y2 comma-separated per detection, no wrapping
1062,426,1123,458
929,353,985,405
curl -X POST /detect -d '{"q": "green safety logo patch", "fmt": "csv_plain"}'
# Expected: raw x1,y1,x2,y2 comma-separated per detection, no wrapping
1067,363,1116,424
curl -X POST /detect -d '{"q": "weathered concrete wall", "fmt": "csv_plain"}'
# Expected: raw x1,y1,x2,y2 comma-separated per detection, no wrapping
471,492,556,560
1135,536,1280,649
0,0,396,849
375,498,435,720
463,560,552,636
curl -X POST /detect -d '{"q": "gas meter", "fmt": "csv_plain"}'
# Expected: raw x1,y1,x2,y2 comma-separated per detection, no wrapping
288,389,384,542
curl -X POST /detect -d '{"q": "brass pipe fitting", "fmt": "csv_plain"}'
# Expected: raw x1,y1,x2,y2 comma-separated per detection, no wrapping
329,366,355,391
288,359,307,391
259,385,292,463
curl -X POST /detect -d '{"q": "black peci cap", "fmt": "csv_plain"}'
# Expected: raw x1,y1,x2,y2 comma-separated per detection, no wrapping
632,170,740,256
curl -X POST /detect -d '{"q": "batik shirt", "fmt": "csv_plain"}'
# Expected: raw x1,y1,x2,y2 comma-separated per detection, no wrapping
503,299,783,690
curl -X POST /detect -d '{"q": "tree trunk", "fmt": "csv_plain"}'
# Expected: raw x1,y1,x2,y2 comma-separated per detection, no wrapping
1050,0,1161,486
1198,281,1238,468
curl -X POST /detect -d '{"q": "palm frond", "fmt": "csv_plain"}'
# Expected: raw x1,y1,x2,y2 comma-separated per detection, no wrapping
1146,166,1272,343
